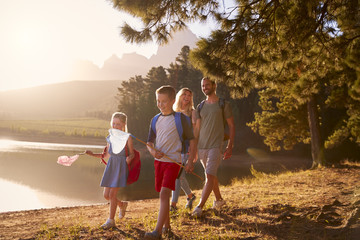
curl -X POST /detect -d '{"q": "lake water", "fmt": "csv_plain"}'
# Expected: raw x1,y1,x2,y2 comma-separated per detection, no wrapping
0,139,312,213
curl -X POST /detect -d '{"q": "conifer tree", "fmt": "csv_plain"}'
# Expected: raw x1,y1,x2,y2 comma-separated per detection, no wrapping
110,0,359,166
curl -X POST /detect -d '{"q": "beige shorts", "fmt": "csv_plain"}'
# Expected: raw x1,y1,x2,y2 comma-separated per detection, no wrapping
198,148,222,176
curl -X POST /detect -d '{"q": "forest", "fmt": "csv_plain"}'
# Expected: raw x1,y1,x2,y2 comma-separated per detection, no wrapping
111,0,359,167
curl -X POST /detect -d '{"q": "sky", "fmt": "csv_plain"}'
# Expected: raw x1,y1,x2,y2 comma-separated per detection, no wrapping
0,0,230,92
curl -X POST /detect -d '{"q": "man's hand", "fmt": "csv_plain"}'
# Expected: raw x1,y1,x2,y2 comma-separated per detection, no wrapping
223,147,232,160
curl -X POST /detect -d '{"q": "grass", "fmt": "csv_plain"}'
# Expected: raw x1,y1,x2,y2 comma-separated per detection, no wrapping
0,118,109,138
2,162,359,239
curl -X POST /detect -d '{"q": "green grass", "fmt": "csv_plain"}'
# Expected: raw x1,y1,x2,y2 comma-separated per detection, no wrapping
0,118,109,138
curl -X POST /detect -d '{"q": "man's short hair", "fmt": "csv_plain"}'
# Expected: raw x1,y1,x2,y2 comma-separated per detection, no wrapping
202,77,216,85
156,85,176,100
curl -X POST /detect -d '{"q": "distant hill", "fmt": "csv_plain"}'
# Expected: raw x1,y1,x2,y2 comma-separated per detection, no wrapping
0,29,199,119
68,29,198,81
0,80,121,119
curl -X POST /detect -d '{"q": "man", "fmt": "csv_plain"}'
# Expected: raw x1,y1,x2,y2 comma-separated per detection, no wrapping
192,77,235,217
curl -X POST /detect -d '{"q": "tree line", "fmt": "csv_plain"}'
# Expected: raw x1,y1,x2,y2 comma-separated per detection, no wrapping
111,0,359,166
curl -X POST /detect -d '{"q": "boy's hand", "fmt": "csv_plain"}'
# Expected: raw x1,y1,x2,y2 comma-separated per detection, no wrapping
154,150,164,159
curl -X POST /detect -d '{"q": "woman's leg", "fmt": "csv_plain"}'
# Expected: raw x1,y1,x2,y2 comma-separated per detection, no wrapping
171,179,181,207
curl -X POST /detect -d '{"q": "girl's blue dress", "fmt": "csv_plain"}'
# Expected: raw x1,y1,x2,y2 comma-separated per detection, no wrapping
100,136,128,188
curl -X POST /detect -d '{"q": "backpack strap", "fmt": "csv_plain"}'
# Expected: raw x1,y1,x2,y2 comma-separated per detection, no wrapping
150,113,162,135
197,100,206,118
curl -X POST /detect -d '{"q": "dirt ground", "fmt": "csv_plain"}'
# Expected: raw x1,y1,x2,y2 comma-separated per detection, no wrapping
0,162,359,240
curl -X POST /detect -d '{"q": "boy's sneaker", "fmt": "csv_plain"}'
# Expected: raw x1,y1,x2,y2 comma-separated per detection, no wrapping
185,194,196,209
213,199,226,209
170,205,178,213
192,206,203,218
100,218,115,230
144,230,161,240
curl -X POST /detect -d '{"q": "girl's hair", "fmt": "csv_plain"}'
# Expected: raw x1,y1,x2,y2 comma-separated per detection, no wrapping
173,88,194,116
110,112,128,132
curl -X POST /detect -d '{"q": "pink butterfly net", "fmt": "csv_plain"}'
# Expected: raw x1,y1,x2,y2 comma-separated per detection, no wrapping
57,154,80,166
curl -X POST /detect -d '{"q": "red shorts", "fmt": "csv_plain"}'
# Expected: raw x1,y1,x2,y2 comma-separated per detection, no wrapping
154,160,181,192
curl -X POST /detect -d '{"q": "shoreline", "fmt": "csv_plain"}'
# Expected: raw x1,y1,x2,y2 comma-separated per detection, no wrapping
1,165,359,239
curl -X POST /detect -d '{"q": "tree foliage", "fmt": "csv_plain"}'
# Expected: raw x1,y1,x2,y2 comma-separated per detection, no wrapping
111,0,360,165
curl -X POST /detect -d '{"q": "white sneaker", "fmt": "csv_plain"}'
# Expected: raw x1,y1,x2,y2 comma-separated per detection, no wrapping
192,206,203,217
213,199,226,209
101,218,115,230
119,201,128,219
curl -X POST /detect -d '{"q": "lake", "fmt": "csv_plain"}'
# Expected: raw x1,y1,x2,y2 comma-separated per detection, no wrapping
0,139,312,213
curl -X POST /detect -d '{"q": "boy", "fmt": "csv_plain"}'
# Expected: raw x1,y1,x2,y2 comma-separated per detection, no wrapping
145,85,196,239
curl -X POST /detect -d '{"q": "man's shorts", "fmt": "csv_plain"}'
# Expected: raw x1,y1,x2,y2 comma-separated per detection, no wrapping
198,148,222,176
154,160,181,192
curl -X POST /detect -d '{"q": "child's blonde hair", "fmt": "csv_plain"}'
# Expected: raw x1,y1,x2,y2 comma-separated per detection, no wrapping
173,88,194,116
110,112,128,132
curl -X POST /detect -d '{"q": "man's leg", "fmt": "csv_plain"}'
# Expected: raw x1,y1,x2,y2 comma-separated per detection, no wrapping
212,176,223,201
198,173,216,208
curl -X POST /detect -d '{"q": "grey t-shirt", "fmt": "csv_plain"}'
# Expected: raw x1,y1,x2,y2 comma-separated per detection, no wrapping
195,100,233,149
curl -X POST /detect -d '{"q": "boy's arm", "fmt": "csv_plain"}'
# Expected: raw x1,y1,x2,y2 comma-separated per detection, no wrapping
146,141,164,159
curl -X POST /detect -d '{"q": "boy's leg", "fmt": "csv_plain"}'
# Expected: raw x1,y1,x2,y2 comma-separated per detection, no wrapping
155,187,171,232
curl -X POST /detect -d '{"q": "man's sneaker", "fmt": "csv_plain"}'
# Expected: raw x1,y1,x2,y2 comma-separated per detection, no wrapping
185,194,196,209
144,230,161,240
100,218,115,230
192,206,203,218
213,199,226,209
119,201,128,219
170,205,178,213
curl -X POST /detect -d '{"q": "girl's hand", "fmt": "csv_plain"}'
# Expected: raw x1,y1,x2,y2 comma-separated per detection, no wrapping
85,150,93,155
126,154,134,164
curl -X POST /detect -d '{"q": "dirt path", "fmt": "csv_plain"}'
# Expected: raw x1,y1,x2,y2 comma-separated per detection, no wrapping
0,163,359,239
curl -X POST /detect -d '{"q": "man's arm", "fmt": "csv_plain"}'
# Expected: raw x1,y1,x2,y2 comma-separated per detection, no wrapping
223,116,235,160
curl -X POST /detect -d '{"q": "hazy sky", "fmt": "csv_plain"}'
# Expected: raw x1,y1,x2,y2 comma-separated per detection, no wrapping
0,0,230,91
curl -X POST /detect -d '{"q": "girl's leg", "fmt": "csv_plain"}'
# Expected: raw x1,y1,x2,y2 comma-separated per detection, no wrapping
108,187,120,220
103,187,110,201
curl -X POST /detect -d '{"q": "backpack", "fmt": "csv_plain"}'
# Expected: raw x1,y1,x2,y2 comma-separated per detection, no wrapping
197,98,230,141
151,112,192,154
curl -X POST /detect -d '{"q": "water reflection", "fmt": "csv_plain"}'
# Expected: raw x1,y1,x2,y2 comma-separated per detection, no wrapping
0,139,312,213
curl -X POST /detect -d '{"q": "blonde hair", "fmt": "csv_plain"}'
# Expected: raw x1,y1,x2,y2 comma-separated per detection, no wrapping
110,112,128,132
173,88,194,117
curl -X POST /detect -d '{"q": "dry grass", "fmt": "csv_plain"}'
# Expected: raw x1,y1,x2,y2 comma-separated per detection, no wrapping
1,163,359,239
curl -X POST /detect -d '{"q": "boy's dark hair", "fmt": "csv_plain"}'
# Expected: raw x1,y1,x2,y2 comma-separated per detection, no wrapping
156,85,176,100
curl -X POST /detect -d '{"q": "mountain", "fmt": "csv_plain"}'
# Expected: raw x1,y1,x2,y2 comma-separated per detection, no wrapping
69,29,198,81
0,29,198,119
0,80,121,119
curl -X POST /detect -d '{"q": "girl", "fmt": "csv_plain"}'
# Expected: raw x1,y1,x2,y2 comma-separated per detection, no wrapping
171,88,196,211
85,112,134,229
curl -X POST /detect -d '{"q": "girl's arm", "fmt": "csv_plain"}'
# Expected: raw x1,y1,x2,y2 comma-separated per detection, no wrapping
126,137,135,164
85,144,110,159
